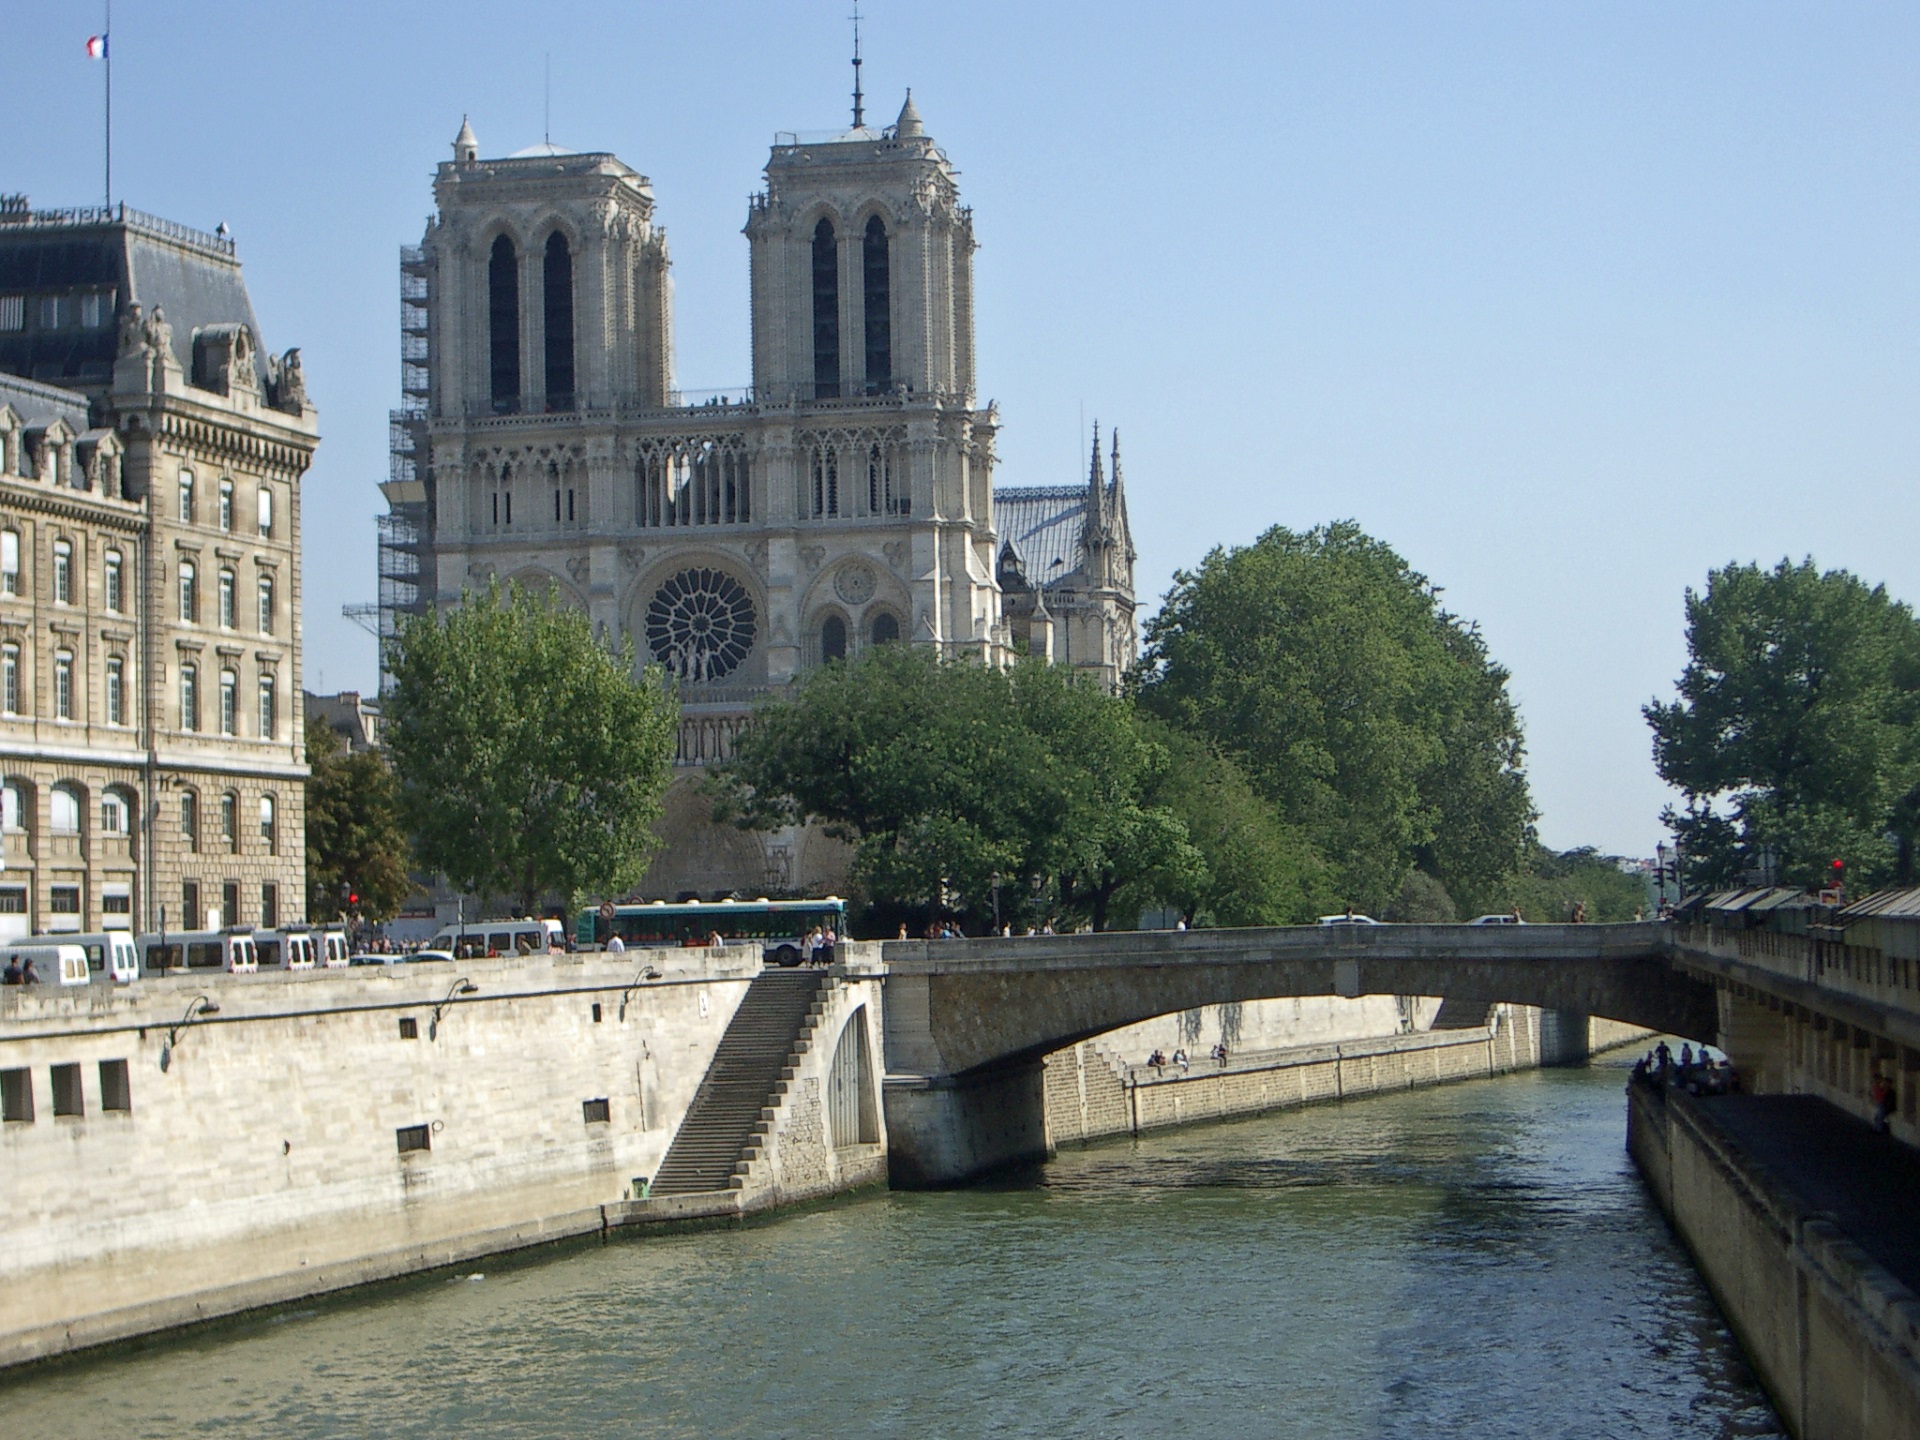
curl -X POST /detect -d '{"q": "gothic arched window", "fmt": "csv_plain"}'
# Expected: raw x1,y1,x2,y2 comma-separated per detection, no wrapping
870,611,900,646
863,215,891,394
821,614,847,663
543,231,575,411
812,218,840,399
488,234,520,413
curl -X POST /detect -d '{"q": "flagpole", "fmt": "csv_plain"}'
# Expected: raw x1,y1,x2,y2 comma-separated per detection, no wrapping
102,1,112,208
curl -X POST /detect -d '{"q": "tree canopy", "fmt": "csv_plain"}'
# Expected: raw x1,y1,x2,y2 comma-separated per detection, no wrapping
304,715,413,923
711,646,1201,932
1646,558,1920,890
1135,520,1534,916
384,581,679,917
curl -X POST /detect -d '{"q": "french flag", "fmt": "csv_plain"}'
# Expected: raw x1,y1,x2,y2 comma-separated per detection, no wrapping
85,34,108,60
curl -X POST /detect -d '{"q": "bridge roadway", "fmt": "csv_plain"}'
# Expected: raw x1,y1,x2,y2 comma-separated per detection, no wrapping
877,921,1718,1187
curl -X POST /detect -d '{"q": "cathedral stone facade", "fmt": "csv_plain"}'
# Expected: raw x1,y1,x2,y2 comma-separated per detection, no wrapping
385,96,1133,900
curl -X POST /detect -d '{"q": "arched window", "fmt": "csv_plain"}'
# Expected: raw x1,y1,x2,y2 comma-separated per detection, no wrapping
180,663,199,732
1,529,17,595
2,643,17,714
219,669,237,736
220,791,238,852
52,539,72,603
49,784,82,835
258,673,276,740
178,470,195,524
1,780,26,834
870,611,900,646
218,479,233,532
100,788,131,836
178,560,197,623
812,218,840,399
257,574,274,634
863,215,891,394
256,485,274,537
543,231,575,411
104,548,122,612
821,614,847,663
106,654,124,726
53,649,73,720
179,790,199,851
259,794,277,854
218,568,235,628
489,234,521,413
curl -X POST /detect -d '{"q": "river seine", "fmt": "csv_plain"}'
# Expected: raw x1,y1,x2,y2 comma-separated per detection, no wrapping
4,1052,1784,1439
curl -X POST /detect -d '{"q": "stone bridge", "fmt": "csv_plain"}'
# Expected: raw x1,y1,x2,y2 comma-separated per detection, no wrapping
878,922,1718,1186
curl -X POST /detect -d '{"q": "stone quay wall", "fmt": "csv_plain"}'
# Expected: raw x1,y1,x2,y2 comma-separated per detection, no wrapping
1628,1083,1920,1440
0,945,887,1369
1046,1004,1647,1146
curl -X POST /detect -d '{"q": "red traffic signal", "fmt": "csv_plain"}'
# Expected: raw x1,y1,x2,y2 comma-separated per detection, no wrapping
1831,859,1844,874
348,891,359,906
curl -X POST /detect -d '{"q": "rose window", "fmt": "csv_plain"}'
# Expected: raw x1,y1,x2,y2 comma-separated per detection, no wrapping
645,568,757,683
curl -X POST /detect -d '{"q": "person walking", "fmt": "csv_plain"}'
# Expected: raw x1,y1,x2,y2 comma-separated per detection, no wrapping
1871,1073,1895,1134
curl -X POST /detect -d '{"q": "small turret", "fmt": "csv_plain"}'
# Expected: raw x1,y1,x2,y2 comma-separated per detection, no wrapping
1085,422,1109,541
895,90,925,139
453,115,479,166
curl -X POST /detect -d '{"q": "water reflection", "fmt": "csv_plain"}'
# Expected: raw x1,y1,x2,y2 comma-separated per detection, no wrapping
0,1056,1783,1439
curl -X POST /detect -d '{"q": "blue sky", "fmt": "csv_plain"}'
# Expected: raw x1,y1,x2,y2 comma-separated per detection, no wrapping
7,2,1917,857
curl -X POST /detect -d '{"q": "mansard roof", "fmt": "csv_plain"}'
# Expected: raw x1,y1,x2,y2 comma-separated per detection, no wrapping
0,371,90,432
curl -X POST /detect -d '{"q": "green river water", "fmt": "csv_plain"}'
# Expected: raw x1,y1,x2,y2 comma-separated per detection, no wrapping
1,1051,1785,1439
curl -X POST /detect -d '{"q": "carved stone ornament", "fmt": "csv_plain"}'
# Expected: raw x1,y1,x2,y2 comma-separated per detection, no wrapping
565,554,591,584
744,539,769,575
882,541,909,572
834,562,877,606
799,545,826,572
620,545,644,572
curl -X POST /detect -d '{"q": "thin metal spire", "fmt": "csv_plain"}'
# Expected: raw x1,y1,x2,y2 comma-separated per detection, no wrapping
850,1,865,128
544,52,551,145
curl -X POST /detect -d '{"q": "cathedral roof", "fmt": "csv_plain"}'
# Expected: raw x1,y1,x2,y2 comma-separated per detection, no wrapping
994,485,1091,589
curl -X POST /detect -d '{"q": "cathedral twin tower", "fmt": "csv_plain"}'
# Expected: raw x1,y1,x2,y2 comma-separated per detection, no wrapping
383,90,1134,894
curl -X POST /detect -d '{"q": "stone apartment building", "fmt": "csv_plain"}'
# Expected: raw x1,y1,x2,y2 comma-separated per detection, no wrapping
379,94,1134,901
0,201,317,938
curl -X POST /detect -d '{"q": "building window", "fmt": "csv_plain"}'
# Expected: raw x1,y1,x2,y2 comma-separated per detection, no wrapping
0,296,22,332
257,486,274,538
50,1063,83,1117
2,644,17,714
870,611,900,646
178,471,195,524
582,1098,611,1124
182,878,201,929
218,569,235,628
489,234,520,414
180,791,199,851
257,575,273,634
104,549,122,612
863,214,891,393
812,217,840,400
99,1059,131,1112
259,793,276,853
218,479,233,532
100,789,130,835
810,444,840,518
219,669,237,735
180,663,199,731
221,880,240,928
1,781,25,835
220,791,238,852
1,1069,33,1123
53,650,73,720
396,1124,431,1154
258,675,276,741
178,560,197,623
102,889,131,919
49,784,81,834
544,231,575,411
1,529,17,595
52,539,72,603
49,884,80,918
261,881,278,930
106,655,124,725
821,615,847,663
398,1017,419,1040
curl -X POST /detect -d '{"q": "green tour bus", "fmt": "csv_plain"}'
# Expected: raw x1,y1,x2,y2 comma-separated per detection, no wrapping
575,898,846,966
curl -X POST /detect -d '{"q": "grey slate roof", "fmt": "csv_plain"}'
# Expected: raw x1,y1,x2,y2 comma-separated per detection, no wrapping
994,485,1088,587
0,371,90,430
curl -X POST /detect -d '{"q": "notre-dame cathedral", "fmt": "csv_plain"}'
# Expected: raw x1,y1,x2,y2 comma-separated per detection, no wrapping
378,90,1135,899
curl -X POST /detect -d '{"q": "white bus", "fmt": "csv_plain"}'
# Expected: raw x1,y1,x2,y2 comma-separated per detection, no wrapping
136,929,259,975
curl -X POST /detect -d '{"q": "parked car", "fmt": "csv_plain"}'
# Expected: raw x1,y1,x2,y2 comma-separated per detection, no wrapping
347,953,408,967
1317,913,1381,926
1467,914,1527,925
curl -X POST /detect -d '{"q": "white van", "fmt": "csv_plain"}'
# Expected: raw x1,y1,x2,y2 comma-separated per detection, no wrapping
7,942,91,986
65,931,141,983
136,929,259,975
429,917,565,958
317,929,351,967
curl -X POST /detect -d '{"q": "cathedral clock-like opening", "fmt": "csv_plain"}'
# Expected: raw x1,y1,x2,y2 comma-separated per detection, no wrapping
862,215,890,394
489,235,520,414
544,231,575,412
812,218,840,399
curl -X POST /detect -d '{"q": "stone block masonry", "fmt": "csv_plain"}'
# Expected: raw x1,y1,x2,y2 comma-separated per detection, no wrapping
0,945,885,1368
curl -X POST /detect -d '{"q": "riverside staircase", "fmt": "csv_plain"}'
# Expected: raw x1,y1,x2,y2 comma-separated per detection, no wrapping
649,970,832,1197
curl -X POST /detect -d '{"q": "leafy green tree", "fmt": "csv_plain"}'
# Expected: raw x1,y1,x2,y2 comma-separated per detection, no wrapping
1645,559,1920,890
1507,844,1649,923
712,646,1199,931
384,581,679,918
1136,520,1534,915
304,715,414,923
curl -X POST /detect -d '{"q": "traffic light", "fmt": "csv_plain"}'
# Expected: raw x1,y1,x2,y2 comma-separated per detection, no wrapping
348,890,359,907
1831,858,1845,882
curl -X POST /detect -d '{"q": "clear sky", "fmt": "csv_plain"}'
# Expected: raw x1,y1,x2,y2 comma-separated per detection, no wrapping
7,2,1916,859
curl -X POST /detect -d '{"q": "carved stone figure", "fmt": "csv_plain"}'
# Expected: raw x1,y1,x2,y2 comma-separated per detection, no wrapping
276,348,307,412
117,302,147,356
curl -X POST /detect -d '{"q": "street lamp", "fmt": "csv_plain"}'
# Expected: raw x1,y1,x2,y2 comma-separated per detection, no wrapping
159,994,220,1072
618,965,663,1021
428,979,479,1041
